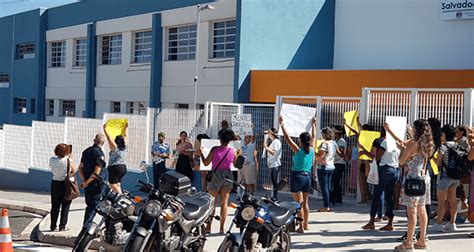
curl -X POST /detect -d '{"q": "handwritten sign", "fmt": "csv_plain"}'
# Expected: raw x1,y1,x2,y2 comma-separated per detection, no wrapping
232,114,253,136
278,103,316,138
200,139,240,171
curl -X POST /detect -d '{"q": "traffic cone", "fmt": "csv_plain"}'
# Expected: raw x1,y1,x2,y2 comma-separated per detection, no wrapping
0,208,13,252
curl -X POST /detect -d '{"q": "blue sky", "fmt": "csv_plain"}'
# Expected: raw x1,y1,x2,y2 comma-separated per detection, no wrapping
0,0,78,17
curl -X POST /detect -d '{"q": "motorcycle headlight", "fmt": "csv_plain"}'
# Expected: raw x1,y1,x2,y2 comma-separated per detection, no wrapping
145,200,161,217
99,200,113,214
241,206,256,221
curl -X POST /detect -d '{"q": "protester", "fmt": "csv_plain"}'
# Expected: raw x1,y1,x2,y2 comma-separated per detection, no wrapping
175,131,194,182
395,119,434,250
49,144,75,232
103,123,128,194
263,127,282,201
194,133,210,191
317,127,337,212
361,127,400,231
78,134,106,227
238,135,259,194
455,125,470,150
331,125,347,205
151,132,170,188
201,128,240,234
280,116,316,232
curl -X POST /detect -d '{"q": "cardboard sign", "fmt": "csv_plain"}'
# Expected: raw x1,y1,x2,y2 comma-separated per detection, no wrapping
105,118,128,141
200,139,241,171
278,103,316,138
232,114,253,136
358,130,381,160
385,116,407,152
344,110,359,137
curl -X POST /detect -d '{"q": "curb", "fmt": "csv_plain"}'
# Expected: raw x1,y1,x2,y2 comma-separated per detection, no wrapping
0,202,49,217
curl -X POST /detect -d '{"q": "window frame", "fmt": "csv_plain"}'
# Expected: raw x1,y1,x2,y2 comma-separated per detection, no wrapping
127,101,147,115
49,41,66,68
14,98,27,114
46,99,55,116
133,30,152,64
74,38,88,68
211,19,236,59
0,73,10,88
166,24,197,61
99,34,123,65
60,100,76,117
16,43,36,60
175,103,190,109
111,101,121,113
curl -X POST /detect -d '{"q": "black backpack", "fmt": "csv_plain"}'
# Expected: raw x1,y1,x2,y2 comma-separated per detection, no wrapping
441,144,473,180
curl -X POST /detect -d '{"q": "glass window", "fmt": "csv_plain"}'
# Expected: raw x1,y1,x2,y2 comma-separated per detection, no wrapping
60,100,76,117
175,103,189,109
50,41,66,68
14,98,27,114
74,39,87,67
167,24,196,61
212,20,236,58
127,101,147,115
111,101,121,113
134,31,152,63
16,43,35,59
0,74,9,88
101,35,122,65
46,99,54,116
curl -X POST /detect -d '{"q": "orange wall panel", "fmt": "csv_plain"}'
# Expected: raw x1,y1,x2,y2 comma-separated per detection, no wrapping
250,70,474,103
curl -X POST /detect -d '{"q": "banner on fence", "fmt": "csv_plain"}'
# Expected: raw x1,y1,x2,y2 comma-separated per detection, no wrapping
385,116,407,152
232,114,253,136
105,118,128,141
278,103,316,138
344,110,359,137
358,130,381,160
200,139,241,171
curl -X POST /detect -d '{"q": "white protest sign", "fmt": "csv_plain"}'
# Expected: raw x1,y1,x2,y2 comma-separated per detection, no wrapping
232,114,253,136
385,116,407,152
278,103,316,138
200,139,240,171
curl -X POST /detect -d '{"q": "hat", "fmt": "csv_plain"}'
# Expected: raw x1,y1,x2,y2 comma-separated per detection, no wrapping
267,127,278,136
158,132,165,138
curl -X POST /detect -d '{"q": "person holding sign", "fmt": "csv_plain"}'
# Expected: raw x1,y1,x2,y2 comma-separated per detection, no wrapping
238,135,259,194
175,131,194,182
103,122,128,194
280,116,316,233
200,129,240,234
263,127,282,201
316,127,338,213
331,125,347,205
151,132,170,188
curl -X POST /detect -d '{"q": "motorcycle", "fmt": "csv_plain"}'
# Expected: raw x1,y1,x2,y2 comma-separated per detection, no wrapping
218,179,301,252
73,174,138,252
124,170,216,252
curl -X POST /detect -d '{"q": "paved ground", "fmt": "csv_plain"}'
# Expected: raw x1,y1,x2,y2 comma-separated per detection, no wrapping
1,190,474,251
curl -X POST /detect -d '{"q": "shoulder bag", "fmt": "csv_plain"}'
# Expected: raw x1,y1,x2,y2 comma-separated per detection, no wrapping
403,159,426,197
64,158,80,201
206,149,231,182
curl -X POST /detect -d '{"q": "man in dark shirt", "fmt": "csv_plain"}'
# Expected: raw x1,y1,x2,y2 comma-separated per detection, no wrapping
78,134,106,228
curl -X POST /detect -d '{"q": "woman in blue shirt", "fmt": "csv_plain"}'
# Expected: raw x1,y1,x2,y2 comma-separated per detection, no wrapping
279,116,316,233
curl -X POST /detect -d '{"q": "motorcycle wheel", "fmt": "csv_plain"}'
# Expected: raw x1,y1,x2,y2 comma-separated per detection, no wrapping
74,233,94,252
191,225,207,252
129,235,145,252
218,237,234,252
279,230,291,252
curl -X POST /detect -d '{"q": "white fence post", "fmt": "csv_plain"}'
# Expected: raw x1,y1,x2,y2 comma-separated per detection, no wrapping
410,89,418,123
274,96,282,129
204,101,210,132
315,96,323,140
359,88,370,124
464,89,473,126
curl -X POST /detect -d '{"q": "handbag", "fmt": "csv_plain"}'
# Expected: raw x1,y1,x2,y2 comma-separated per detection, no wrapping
367,159,379,185
403,177,426,197
206,149,231,182
235,156,245,169
64,158,80,201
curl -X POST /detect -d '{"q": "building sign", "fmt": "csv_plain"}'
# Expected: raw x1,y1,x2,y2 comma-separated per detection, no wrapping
440,0,474,20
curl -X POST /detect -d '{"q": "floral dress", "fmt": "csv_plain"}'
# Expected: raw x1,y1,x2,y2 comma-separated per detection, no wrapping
399,154,430,208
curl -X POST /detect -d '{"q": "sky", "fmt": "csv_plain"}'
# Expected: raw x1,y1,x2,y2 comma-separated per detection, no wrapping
0,0,78,17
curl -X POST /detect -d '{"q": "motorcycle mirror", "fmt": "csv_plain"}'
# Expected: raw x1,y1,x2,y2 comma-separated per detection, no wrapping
139,161,148,172
187,187,197,195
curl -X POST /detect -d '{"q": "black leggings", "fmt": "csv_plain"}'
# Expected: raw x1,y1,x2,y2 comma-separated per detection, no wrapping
108,164,127,184
50,180,71,230
270,167,280,199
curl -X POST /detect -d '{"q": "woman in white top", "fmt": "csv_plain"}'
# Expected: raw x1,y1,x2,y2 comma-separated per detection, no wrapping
49,143,76,232
316,127,337,212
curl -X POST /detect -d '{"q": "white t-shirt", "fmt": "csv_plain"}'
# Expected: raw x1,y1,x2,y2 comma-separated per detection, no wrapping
242,141,257,165
334,138,347,164
319,140,337,169
379,140,400,167
50,156,69,181
267,139,282,168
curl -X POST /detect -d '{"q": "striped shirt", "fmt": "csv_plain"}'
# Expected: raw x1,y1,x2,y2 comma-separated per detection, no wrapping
49,156,69,181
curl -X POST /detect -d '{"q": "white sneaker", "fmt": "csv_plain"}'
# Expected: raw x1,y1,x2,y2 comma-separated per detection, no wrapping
431,223,444,232
444,223,458,232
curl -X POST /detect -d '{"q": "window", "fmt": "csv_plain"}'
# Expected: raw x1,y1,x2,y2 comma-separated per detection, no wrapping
16,43,35,59
111,101,121,113
50,41,66,68
0,74,9,88
175,103,189,109
101,34,122,65
14,98,27,114
46,99,54,116
60,100,76,117
30,98,36,114
134,31,152,63
212,20,236,58
127,101,147,115
167,25,196,61
74,39,87,67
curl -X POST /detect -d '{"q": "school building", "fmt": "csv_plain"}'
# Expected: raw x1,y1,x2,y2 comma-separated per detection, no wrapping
0,0,473,127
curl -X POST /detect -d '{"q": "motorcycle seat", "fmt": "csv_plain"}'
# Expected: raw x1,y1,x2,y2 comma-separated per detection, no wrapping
268,202,297,227
178,194,212,220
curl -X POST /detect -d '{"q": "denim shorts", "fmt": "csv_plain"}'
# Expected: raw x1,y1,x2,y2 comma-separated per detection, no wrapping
436,176,460,191
290,171,312,193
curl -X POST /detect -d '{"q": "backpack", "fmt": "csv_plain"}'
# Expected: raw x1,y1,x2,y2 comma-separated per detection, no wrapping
441,143,473,180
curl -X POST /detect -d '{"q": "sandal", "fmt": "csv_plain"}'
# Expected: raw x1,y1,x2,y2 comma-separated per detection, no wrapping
362,223,375,230
413,242,428,250
394,241,413,250
380,224,394,231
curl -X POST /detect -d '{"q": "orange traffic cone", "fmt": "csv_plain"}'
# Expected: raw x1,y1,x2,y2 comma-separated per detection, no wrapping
0,208,13,252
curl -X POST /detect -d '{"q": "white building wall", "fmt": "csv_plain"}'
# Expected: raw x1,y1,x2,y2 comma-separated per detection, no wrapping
334,0,474,70
46,23,88,122
161,0,236,108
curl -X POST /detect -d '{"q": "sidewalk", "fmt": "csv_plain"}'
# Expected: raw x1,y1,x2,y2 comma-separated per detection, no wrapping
2,190,474,251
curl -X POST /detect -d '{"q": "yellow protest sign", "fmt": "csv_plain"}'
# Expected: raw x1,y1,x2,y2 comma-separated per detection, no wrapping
430,151,439,175
344,110,359,136
358,130,380,160
314,140,324,154
105,119,128,140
